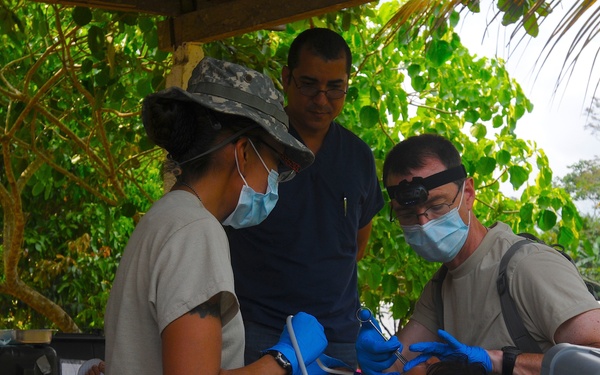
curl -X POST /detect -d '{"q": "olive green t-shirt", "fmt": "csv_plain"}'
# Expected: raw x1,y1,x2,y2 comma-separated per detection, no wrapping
412,222,599,351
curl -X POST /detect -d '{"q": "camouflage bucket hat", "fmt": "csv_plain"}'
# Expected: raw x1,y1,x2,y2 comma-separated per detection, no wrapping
143,57,314,172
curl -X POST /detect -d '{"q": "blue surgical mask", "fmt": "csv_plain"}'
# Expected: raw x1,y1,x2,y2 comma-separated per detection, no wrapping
222,140,279,229
401,186,470,263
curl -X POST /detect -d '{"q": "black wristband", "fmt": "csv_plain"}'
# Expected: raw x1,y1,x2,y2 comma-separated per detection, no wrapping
263,350,293,375
502,346,522,375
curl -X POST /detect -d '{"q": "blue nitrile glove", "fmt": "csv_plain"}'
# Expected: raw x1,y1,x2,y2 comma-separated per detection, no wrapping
403,329,492,373
265,312,328,375
355,309,402,375
306,354,352,375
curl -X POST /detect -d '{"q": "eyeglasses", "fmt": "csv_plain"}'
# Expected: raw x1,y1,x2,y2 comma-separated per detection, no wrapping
290,74,347,100
391,186,462,225
260,141,298,183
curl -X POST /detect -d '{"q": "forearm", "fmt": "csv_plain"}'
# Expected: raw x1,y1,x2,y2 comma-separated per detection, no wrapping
356,222,372,261
487,349,543,375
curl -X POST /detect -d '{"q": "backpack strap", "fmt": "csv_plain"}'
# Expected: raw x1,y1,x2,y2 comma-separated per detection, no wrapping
432,265,448,330
497,239,544,353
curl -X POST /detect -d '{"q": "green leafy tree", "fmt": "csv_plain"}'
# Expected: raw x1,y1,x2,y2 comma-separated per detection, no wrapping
585,97,600,137
0,2,168,331
560,96,600,282
562,158,600,212
560,160,600,286
0,0,586,331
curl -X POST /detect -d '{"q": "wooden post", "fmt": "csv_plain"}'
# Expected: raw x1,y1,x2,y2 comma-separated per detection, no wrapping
163,43,205,192
166,43,205,89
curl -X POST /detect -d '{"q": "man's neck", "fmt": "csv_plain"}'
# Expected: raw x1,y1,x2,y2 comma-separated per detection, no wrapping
289,120,330,154
445,219,489,270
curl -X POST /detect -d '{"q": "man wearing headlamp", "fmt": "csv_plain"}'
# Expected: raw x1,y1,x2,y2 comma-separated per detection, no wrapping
355,134,600,375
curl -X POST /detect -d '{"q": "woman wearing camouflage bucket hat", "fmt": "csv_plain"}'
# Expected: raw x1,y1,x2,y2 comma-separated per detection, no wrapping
102,58,326,375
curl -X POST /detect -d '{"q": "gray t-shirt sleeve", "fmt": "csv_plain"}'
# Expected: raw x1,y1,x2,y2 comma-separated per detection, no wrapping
150,217,239,333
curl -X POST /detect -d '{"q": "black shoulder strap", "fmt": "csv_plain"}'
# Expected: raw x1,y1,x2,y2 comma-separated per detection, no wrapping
432,265,448,330
497,239,544,353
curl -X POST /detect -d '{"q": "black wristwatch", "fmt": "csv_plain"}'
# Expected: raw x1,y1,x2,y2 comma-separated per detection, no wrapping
264,350,293,375
502,346,522,375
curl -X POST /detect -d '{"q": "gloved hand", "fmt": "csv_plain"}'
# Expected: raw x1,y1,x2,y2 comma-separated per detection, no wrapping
355,309,402,375
266,312,328,375
306,354,352,375
403,329,492,373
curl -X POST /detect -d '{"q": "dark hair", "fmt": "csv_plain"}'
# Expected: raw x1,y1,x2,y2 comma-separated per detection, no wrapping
287,28,352,76
382,134,463,185
143,99,261,181
426,357,487,375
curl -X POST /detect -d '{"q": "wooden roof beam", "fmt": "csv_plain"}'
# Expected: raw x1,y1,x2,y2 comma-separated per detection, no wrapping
28,0,195,16
157,0,375,50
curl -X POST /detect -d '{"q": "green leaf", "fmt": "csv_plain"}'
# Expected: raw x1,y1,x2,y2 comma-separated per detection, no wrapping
138,17,154,33
537,166,552,188
359,105,380,127
81,58,94,74
561,204,575,222
411,75,426,91
480,106,493,121
32,181,45,197
514,103,527,119
72,7,92,26
557,226,575,248
365,263,383,290
370,86,381,102
382,274,398,297
120,202,137,218
519,203,534,225
523,13,539,37
464,109,480,123
476,157,496,176
500,2,524,26
466,1,480,12
407,64,421,78
498,87,512,106
536,3,551,17
537,209,557,231
508,165,528,189
346,86,359,102
136,77,153,98
94,66,110,87
426,39,453,67
497,150,511,166
392,293,410,319
87,25,106,60
492,115,504,128
449,11,460,28
470,123,487,138
121,13,138,26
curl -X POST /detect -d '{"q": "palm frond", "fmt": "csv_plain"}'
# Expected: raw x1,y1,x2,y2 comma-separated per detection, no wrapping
382,0,600,101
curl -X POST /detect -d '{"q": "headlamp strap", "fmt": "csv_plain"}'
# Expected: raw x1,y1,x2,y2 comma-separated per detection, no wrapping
420,165,467,191
386,164,467,207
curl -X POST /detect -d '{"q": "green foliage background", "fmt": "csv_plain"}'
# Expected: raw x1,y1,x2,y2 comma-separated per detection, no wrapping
0,0,593,331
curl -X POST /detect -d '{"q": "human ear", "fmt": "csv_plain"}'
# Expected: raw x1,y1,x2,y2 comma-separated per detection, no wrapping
464,177,476,209
232,137,250,176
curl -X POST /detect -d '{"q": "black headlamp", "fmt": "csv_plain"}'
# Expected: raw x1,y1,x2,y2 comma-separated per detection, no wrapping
386,165,467,207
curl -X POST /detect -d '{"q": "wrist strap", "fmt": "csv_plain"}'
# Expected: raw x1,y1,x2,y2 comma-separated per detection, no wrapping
502,346,522,375
264,350,293,375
